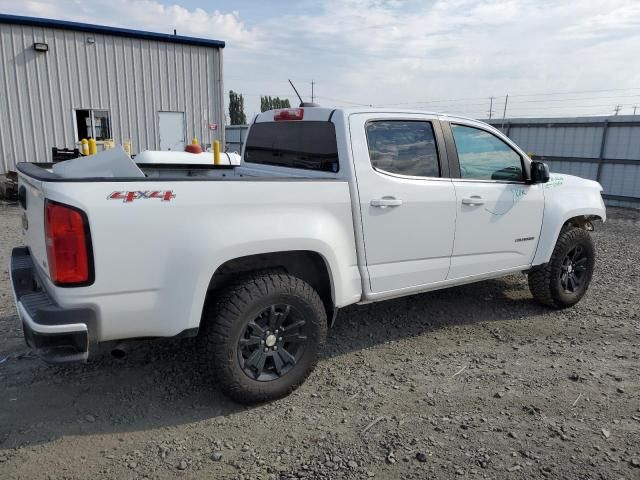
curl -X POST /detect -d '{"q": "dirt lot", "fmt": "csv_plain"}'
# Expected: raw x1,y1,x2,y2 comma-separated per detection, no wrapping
0,203,638,480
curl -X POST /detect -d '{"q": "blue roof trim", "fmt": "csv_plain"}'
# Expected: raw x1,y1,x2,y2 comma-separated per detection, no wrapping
0,14,225,48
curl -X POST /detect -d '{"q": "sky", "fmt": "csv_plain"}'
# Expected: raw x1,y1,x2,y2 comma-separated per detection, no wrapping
2,0,640,119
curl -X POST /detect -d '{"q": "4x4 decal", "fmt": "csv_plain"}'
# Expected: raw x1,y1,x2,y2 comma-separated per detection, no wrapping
108,191,176,203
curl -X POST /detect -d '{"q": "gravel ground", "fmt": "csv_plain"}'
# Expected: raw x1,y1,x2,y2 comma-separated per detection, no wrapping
0,203,638,480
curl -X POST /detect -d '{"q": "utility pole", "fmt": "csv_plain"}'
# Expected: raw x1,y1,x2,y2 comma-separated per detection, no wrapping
501,94,509,131
633,106,637,116
488,96,494,119
613,104,621,115
311,80,315,103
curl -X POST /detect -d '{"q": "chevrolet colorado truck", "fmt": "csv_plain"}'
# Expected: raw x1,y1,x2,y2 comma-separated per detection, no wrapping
10,107,606,403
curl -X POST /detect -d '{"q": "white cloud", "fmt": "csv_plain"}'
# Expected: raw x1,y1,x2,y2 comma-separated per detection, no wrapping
246,0,640,117
560,1,640,40
0,0,259,47
2,0,640,117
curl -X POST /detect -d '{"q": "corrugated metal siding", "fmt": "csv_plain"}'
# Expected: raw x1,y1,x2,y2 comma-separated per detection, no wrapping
225,125,247,153
508,125,603,158
489,116,640,208
600,163,640,198
545,160,599,180
604,126,640,159
0,21,224,173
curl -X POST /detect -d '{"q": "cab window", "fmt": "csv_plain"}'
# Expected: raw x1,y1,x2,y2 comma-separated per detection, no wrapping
366,121,440,178
244,121,339,172
451,124,524,181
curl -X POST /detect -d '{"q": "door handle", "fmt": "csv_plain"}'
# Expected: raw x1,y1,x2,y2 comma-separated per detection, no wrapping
371,196,403,208
461,195,485,206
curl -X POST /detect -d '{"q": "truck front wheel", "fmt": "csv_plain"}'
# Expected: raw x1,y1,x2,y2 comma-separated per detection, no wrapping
528,226,596,309
198,272,327,404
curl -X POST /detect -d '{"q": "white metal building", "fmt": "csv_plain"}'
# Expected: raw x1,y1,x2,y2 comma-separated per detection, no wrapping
0,14,225,173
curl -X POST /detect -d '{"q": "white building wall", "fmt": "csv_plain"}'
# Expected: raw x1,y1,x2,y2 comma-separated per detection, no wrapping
0,20,224,173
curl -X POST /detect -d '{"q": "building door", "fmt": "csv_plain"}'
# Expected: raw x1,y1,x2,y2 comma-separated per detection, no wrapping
158,112,185,151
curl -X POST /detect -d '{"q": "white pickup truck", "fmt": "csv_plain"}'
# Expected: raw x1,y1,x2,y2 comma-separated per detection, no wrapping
11,107,606,403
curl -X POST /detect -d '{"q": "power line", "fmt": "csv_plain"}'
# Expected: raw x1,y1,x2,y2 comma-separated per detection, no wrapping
403,87,640,106
227,87,640,112
362,101,640,112
508,86,640,98
508,93,640,105
381,93,640,108
327,86,640,108
225,77,640,100
505,102,639,111
315,95,371,106
484,112,618,119
226,86,640,118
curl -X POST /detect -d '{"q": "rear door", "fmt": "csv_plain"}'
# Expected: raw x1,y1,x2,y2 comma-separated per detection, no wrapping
443,121,545,279
350,113,457,294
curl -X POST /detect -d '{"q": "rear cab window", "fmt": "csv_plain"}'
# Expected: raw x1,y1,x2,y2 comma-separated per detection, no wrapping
244,121,339,173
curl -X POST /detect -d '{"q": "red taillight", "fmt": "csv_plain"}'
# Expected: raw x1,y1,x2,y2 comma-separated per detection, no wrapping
273,108,304,121
45,200,92,285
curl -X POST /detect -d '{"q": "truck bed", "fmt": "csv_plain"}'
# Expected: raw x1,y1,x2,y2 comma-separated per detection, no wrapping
16,161,361,344
17,161,327,181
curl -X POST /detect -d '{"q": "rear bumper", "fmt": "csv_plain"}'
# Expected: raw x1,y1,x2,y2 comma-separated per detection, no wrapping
10,246,95,363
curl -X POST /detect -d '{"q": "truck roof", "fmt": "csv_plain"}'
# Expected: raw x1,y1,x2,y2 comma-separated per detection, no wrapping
254,106,482,124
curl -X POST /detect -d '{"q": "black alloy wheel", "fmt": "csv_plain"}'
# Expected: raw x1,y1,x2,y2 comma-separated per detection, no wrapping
528,226,595,309
238,304,309,381
197,272,327,403
559,245,588,293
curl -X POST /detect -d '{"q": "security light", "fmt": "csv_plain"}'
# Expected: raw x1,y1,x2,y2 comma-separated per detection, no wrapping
33,42,48,52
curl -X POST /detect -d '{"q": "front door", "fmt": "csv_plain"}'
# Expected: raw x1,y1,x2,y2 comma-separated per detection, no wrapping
350,113,457,294
446,122,545,279
158,111,185,151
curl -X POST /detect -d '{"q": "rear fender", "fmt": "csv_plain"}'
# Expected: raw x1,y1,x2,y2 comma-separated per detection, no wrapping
185,238,362,332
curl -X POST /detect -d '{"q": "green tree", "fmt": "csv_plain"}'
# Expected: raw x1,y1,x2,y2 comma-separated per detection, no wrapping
228,90,247,125
260,96,291,112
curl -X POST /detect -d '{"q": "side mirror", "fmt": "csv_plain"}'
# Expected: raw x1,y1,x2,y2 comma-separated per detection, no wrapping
530,160,550,184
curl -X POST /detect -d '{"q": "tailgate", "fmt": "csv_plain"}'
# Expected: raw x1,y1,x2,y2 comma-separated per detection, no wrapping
17,172,49,280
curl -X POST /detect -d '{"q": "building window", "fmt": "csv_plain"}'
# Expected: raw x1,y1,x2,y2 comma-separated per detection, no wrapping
75,109,111,141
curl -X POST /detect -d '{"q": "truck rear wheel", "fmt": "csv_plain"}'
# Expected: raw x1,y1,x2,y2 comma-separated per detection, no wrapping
198,272,327,404
528,226,595,309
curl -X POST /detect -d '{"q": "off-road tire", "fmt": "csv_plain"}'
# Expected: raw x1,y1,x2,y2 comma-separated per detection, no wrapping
528,226,595,309
197,272,327,404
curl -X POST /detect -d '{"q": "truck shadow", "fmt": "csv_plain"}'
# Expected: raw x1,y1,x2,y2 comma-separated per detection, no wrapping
0,274,546,448
327,274,539,356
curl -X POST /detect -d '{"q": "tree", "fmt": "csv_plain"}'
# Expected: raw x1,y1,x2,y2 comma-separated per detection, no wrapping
260,96,291,112
228,91,247,125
